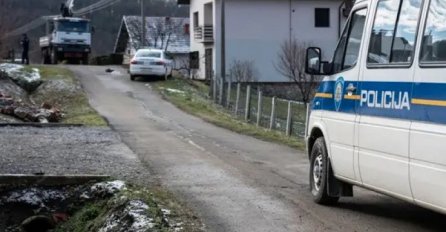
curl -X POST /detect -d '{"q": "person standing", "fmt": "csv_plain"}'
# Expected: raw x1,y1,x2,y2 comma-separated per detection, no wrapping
21,34,30,65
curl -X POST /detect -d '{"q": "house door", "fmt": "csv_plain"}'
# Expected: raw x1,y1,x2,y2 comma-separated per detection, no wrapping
205,48,213,80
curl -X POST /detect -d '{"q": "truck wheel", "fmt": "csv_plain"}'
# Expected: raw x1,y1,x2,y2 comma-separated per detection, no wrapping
310,137,340,205
51,50,58,65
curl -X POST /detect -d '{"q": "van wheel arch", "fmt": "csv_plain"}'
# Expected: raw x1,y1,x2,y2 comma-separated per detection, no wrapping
308,128,324,159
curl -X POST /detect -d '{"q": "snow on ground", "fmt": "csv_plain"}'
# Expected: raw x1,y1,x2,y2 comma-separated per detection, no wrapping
0,188,66,207
99,200,154,232
0,63,41,83
91,180,127,195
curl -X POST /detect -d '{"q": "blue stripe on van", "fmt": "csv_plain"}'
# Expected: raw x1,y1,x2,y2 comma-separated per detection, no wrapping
313,81,446,124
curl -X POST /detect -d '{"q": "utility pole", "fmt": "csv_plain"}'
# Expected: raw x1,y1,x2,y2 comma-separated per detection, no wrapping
219,0,226,105
141,0,146,48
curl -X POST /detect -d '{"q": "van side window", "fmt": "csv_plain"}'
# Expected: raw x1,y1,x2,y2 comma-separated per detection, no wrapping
368,0,422,65
420,0,446,63
332,8,367,73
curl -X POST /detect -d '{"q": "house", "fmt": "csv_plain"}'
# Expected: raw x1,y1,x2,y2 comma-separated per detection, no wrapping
114,16,190,70
178,0,350,82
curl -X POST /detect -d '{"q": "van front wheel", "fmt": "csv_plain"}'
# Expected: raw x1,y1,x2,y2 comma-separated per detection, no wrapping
310,137,339,205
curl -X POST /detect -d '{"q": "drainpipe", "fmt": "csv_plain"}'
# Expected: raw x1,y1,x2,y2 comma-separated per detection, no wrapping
289,0,292,43
220,0,226,104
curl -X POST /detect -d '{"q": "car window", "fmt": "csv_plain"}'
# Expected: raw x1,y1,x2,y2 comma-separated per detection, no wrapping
344,8,368,69
420,0,446,63
332,8,367,73
368,0,422,65
136,51,162,58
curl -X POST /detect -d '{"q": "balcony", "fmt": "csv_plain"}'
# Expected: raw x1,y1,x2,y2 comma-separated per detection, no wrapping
194,25,214,43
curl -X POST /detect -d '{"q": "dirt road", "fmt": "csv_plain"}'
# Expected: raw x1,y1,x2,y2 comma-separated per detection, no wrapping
69,65,445,232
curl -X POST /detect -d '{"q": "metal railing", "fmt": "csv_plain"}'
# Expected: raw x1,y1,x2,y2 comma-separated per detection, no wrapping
211,77,311,138
194,25,214,43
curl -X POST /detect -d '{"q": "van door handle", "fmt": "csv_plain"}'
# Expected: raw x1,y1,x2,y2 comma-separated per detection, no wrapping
346,83,357,93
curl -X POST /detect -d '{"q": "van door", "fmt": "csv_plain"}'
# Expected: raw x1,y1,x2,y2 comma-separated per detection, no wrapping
322,6,368,182
411,0,446,212
357,0,422,200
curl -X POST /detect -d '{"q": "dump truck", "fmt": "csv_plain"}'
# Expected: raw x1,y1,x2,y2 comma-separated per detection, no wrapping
40,16,92,64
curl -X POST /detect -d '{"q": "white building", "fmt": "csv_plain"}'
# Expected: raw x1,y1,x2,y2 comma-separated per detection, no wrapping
179,0,349,82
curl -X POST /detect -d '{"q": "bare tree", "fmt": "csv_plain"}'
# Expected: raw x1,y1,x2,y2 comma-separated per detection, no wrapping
275,38,320,103
150,17,185,52
229,59,258,82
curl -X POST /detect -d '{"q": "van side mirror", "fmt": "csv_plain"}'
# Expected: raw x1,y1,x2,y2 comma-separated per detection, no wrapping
305,47,322,75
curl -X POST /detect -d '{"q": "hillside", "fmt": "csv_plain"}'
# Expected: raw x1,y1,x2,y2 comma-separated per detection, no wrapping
0,0,188,61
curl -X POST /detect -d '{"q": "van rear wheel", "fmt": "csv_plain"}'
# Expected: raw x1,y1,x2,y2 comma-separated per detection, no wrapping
310,137,339,205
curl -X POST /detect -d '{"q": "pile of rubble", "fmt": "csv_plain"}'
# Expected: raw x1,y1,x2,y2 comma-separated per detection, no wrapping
0,92,62,123
0,64,63,123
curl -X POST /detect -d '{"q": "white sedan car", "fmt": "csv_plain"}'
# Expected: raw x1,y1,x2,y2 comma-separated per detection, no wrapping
129,49,173,81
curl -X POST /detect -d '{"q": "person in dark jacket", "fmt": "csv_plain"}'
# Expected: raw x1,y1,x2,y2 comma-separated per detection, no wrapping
20,34,30,65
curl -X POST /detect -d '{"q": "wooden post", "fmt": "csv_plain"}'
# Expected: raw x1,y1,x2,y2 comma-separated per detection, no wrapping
286,101,292,136
219,77,224,105
212,75,217,102
269,97,276,130
226,78,232,108
256,90,263,127
235,83,241,115
305,103,311,138
245,85,251,121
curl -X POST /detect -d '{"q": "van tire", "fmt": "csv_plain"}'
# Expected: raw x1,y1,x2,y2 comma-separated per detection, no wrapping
310,137,340,205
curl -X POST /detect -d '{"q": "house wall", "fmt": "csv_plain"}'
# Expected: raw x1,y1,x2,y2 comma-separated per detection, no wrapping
189,0,215,79
190,0,345,82
224,0,343,82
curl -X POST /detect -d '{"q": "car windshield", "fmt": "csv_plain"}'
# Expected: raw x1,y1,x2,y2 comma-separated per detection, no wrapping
56,20,89,33
136,51,162,58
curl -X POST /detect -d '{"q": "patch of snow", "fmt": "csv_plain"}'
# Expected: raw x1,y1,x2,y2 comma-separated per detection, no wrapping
165,88,185,94
0,188,66,207
0,63,41,83
98,200,154,232
161,208,171,215
91,180,126,195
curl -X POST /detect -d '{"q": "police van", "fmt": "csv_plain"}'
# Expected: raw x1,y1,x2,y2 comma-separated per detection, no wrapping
305,0,446,214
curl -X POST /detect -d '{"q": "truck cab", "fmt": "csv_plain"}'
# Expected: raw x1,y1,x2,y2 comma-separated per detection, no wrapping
305,0,446,214
40,17,92,64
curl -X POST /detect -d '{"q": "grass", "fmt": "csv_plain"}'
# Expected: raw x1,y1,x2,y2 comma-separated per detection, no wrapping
152,78,305,150
55,184,202,232
31,65,107,126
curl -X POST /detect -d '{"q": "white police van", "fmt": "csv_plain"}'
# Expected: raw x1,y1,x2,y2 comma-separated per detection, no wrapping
305,0,446,214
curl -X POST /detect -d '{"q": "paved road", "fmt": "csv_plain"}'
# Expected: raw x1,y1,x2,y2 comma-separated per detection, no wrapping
69,65,445,232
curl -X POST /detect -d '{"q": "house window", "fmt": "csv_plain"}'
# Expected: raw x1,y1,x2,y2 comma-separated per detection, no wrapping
193,12,199,28
315,8,330,28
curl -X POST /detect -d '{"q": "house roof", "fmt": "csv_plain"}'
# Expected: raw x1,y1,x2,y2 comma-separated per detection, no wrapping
114,16,190,54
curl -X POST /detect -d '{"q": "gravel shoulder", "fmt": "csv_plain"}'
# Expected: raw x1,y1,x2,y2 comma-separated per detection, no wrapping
0,126,153,185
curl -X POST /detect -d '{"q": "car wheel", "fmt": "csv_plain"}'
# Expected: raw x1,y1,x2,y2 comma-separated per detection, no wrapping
310,137,340,205
130,75,136,81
